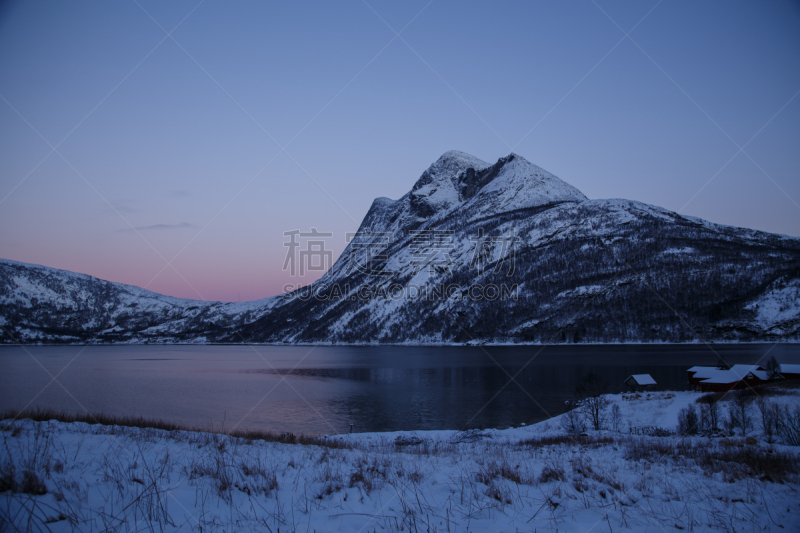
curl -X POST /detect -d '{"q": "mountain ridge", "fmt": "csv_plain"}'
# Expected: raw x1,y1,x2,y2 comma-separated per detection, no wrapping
2,151,799,344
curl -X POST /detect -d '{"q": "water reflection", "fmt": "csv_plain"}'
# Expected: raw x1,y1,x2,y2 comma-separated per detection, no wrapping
1,344,797,435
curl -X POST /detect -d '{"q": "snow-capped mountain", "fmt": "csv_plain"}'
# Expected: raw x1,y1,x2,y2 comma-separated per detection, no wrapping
2,151,799,344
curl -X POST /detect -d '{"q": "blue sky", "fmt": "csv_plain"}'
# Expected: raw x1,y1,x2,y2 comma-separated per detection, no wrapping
1,0,799,301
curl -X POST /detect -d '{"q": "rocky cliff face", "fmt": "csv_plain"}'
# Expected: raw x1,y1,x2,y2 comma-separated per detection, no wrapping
2,151,799,344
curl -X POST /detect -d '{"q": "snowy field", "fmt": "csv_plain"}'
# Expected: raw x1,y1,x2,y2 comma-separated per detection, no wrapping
2,390,800,532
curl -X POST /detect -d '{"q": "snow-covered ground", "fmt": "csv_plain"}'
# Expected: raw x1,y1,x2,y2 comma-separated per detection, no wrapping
2,390,800,532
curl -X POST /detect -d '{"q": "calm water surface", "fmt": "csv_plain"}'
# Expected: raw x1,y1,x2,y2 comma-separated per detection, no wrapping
2,344,798,435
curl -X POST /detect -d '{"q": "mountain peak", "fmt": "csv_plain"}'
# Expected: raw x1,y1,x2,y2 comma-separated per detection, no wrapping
433,150,490,171
407,151,586,221
461,153,587,219
412,151,489,192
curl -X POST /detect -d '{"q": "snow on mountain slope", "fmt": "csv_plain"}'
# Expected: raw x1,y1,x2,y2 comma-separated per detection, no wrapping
0,258,281,343
2,151,800,344
239,152,800,345
744,278,800,335
410,150,491,216
460,153,587,220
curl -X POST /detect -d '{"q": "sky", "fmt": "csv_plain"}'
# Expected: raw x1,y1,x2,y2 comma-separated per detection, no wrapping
1,0,799,303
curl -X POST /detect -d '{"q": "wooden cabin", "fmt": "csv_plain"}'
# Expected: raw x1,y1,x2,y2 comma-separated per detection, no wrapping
687,364,770,392
624,374,656,392
779,364,800,381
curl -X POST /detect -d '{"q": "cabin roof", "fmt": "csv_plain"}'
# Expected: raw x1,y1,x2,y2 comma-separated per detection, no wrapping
729,364,766,375
688,365,767,380
625,374,656,385
696,367,769,384
687,366,722,378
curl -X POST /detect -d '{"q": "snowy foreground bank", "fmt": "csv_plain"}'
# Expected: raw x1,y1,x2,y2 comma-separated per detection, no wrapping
3,391,800,532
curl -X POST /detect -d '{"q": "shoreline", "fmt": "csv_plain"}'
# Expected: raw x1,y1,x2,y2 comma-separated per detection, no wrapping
0,390,800,533
3,389,800,532
3,387,797,442
3,341,799,348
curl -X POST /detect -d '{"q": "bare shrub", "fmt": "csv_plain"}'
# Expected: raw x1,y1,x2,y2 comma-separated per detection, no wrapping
724,405,737,435
765,355,780,378
731,390,754,435
699,403,720,433
575,374,610,431
677,405,699,436
778,405,800,446
697,392,721,434
560,408,585,437
756,397,780,443
610,404,623,433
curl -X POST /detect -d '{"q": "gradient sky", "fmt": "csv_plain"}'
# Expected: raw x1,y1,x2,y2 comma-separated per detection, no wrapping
1,0,799,302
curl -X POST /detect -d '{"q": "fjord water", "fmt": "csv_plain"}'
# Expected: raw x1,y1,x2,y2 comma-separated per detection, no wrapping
2,345,798,435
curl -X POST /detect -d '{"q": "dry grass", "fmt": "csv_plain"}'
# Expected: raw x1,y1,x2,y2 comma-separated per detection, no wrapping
1,407,186,431
475,459,533,485
391,435,455,456
537,465,566,483
0,407,350,449
625,437,800,483
3,413,799,533
518,434,616,448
